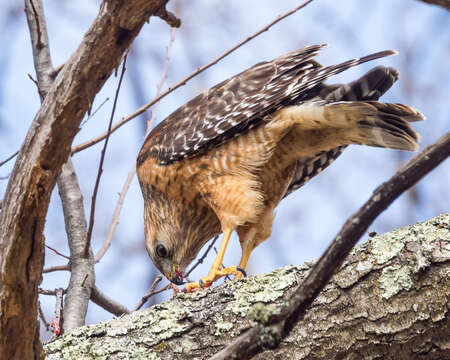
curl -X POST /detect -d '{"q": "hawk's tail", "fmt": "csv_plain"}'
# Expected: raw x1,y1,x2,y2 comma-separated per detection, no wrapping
324,101,424,151
319,66,399,102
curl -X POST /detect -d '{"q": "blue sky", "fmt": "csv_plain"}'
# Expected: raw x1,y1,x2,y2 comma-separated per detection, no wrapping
0,0,449,335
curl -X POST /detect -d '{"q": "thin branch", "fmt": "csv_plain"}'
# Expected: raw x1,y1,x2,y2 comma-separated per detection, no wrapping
71,0,315,155
27,73,44,101
184,235,219,278
51,63,64,77
38,301,50,332
85,54,128,255
146,27,177,135
95,166,135,262
81,97,110,127
134,275,164,311
43,264,70,273
212,132,450,360
38,288,67,296
53,288,64,336
0,151,19,168
45,244,70,260
90,286,130,317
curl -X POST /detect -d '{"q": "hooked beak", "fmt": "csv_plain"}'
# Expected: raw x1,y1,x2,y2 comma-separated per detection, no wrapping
168,268,185,285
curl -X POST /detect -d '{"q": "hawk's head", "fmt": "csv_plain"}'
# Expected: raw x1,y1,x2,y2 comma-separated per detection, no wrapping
142,189,221,285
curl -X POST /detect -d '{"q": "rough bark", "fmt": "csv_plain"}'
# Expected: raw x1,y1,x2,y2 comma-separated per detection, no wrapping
44,214,450,359
0,1,170,359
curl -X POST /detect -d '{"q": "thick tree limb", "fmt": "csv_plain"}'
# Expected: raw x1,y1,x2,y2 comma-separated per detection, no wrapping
44,214,450,359
27,0,97,336
0,1,169,358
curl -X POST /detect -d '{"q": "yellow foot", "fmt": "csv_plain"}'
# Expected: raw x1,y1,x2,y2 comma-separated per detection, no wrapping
233,267,247,282
184,266,246,293
170,283,180,296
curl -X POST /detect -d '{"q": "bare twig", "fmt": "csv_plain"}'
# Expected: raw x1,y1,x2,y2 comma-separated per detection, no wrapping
95,167,135,262
85,54,128,256
134,275,164,311
27,73,44,100
38,301,50,332
51,63,64,77
43,264,70,273
53,288,64,336
71,0,315,155
212,132,450,360
184,235,219,278
38,288,67,296
81,97,110,127
90,286,130,317
45,244,69,260
0,151,19,168
146,27,177,135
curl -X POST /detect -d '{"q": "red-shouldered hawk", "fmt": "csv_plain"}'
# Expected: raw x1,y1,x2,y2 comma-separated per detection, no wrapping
137,45,424,292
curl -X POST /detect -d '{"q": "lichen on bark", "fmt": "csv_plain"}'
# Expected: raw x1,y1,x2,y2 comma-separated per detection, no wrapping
45,214,450,359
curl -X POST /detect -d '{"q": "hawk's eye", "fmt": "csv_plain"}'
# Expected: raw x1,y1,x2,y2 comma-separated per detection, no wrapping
155,244,168,258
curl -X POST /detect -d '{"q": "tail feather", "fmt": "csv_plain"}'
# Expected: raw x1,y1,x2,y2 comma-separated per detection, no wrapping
324,101,424,151
319,66,399,102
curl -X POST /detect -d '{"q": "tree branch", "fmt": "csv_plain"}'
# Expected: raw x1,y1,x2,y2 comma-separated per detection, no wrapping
90,286,130,317
43,214,450,359
85,54,128,255
0,151,19,168
0,1,170,358
57,159,95,333
25,0,54,97
95,166,136,263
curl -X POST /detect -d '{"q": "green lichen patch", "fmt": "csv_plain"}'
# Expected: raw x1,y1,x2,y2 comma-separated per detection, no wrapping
371,228,408,265
131,304,192,340
379,264,413,299
226,265,297,317
214,315,234,336
247,302,279,324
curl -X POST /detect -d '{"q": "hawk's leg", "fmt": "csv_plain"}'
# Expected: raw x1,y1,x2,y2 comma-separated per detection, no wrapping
184,229,240,292
235,209,275,281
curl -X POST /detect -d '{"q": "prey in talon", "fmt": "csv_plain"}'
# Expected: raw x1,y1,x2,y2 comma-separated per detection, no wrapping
137,45,424,292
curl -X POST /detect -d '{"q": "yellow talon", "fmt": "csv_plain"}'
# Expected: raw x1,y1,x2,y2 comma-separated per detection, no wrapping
183,265,247,292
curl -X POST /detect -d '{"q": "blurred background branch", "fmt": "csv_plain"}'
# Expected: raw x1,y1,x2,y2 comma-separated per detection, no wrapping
418,0,450,10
